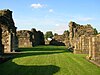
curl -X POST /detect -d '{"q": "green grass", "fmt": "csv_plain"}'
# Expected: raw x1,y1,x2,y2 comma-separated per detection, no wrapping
0,45,100,75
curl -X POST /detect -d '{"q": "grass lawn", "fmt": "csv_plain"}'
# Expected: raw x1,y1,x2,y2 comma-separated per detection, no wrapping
0,46,100,75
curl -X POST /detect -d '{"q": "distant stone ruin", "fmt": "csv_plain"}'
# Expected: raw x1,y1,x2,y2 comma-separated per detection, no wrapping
30,28,45,46
50,35,65,46
0,9,18,54
17,30,32,47
48,31,69,46
17,28,45,47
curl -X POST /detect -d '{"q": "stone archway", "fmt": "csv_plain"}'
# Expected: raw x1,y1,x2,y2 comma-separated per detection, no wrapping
0,9,18,54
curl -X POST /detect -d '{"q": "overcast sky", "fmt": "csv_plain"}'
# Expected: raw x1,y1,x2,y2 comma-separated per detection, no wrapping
0,0,100,34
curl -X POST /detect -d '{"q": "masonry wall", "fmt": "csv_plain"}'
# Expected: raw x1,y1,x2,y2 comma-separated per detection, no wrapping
17,29,45,47
67,21,100,65
18,37,32,47
73,34,100,65
0,9,18,53
17,30,32,48
69,21,95,47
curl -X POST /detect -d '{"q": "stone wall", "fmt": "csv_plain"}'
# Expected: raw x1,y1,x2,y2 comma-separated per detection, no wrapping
17,30,32,47
67,21,100,65
17,28,45,47
30,28,45,46
0,9,18,54
74,35,90,54
73,34,100,65
69,21,95,47
50,31,69,46
88,34,100,65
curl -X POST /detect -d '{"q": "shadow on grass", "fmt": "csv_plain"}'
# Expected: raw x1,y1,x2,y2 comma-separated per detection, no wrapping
19,46,67,52
0,60,60,75
0,46,69,75
4,46,69,58
4,50,68,59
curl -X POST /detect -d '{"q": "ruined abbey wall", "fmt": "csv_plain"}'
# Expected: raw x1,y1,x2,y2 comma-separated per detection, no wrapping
17,29,45,47
0,9,18,54
69,21,95,47
68,21,100,65
73,34,100,65
17,30,32,47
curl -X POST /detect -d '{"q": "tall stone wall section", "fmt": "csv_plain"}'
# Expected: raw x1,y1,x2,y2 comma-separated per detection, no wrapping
69,21,95,47
0,9,18,54
68,21,100,65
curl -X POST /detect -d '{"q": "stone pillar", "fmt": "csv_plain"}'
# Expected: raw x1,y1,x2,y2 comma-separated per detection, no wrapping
69,22,74,46
74,37,82,54
79,37,82,53
92,37,97,60
12,27,18,52
8,32,13,52
88,36,92,59
12,31,18,52
81,35,85,53
73,40,77,54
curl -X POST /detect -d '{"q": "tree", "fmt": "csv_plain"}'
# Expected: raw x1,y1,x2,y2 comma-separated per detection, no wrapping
54,33,58,36
45,31,53,39
94,28,98,35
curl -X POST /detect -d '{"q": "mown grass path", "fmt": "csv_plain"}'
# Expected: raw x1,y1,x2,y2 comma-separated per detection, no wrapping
0,46,100,75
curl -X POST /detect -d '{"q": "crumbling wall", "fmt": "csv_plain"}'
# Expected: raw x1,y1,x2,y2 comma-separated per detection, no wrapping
69,21,95,47
73,34,100,65
30,28,45,46
0,9,18,53
17,28,45,47
88,34,100,65
74,35,90,54
17,30,32,47
67,21,100,65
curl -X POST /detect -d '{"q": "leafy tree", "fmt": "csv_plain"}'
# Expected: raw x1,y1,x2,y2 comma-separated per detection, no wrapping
94,28,98,35
45,31,53,39
54,33,58,36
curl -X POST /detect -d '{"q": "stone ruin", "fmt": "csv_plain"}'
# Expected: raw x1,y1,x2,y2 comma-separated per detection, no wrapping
69,21,95,47
17,30,32,47
30,28,45,46
73,34,100,65
48,30,69,46
17,28,45,47
0,9,99,65
50,35,65,46
67,21,100,65
0,9,18,54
